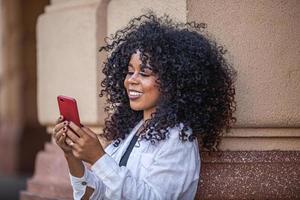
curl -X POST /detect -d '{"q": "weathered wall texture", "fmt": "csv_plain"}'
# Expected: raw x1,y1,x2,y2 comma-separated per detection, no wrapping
0,0,3,81
37,0,108,126
0,0,50,176
21,0,109,199
188,0,300,199
107,0,186,35
0,0,23,175
187,0,300,152
188,0,300,128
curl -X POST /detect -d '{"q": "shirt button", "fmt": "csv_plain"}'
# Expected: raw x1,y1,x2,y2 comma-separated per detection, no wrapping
81,181,87,186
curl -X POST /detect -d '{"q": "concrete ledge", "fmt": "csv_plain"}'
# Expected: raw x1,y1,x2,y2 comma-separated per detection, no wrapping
46,125,300,151
226,128,300,137
198,151,300,199
219,137,300,151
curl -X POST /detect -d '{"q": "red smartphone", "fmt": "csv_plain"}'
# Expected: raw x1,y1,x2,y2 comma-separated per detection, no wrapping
57,95,81,127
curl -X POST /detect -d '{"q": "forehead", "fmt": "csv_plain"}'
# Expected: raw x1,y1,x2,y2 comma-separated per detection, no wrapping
129,52,141,65
128,51,152,70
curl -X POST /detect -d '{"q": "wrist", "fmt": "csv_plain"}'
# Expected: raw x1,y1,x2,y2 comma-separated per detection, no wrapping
64,151,75,158
90,152,105,165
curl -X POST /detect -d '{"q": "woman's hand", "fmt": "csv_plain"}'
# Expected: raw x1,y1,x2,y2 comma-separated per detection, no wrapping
53,116,74,155
65,122,105,165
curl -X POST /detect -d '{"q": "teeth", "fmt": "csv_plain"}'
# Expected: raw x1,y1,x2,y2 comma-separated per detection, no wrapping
129,91,142,96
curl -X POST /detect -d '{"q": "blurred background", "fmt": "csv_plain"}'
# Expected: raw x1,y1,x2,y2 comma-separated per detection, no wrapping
0,1,50,200
0,0,299,200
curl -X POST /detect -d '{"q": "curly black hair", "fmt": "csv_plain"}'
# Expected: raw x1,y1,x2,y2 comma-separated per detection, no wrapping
99,13,236,150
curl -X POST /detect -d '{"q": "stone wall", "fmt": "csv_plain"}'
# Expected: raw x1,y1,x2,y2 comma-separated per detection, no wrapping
0,0,50,176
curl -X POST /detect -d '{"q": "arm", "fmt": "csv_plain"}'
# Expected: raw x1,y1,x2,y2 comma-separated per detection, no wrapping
65,153,88,200
53,118,105,200
67,158,105,200
65,152,84,177
66,121,200,200
91,129,201,200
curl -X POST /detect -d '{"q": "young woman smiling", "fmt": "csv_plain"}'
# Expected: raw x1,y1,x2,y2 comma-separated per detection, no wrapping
52,13,236,200
125,51,161,121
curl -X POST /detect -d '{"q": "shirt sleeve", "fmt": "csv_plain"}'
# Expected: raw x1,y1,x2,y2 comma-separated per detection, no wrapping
69,164,106,200
91,126,201,200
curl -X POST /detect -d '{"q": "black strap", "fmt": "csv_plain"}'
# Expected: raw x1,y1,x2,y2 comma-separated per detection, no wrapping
119,134,139,167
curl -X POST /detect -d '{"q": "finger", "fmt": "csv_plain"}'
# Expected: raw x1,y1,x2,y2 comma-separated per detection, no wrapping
54,126,67,140
66,127,80,143
69,121,85,137
58,133,73,150
65,137,74,146
57,132,68,146
56,115,64,124
53,121,68,134
82,126,97,139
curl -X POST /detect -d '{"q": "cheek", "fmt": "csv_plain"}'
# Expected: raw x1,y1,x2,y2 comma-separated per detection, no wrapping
143,82,160,101
148,89,161,108
151,86,160,99
124,78,128,89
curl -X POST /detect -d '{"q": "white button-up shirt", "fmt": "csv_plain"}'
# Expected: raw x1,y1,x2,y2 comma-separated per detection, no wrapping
70,120,201,200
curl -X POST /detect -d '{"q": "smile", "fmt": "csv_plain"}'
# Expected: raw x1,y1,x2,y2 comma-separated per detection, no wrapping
128,90,143,100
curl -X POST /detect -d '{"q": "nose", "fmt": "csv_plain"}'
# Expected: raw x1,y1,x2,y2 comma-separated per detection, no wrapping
127,72,140,84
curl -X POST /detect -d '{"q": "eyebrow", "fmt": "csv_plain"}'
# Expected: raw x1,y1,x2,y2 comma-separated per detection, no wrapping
128,63,153,70
128,63,134,68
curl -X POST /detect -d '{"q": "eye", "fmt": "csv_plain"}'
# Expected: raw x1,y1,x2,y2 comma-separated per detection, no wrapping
126,71,134,75
140,72,150,77
140,68,153,77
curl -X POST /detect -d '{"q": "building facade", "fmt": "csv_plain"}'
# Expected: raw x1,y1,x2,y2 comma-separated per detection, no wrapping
0,0,299,199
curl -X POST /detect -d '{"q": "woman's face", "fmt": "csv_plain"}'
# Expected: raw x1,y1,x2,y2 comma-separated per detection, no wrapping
124,51,161,119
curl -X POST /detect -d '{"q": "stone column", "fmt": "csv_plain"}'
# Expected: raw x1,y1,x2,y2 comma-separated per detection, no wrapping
187,0,300,199
0,0,23,175
21,0,108,199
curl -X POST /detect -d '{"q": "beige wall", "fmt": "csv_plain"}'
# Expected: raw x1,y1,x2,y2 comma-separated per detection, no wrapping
36,0,300,151
22,1,49,125
188,0,300,151
188,0,300,128
0,0,23,125
0,0,50,175
107,0,186,35
37,0,186,127
37,0,108,126
0,0,23,174
0,0,4,119
0,0,3,80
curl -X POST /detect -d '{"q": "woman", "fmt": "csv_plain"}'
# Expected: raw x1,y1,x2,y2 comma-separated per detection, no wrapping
53,13,236,200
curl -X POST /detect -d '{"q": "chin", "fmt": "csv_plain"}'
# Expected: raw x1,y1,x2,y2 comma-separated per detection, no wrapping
128,102,142,110
129,105,143,111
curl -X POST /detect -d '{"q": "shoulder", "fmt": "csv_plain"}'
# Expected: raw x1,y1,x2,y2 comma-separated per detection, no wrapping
155,122,200,170
167,122,193,140
158,123,198,154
